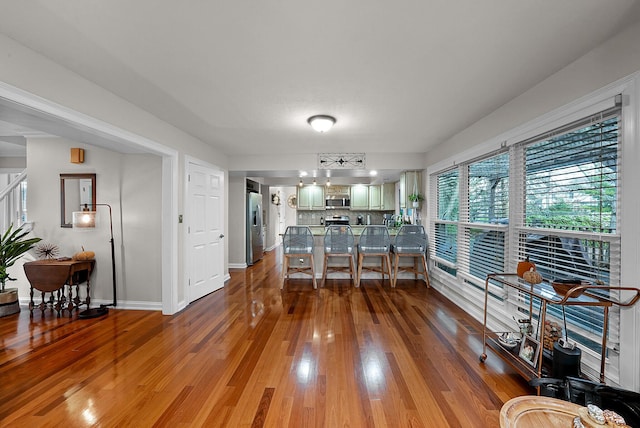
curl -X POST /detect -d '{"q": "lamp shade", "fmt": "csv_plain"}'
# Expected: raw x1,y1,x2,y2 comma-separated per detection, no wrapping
72,210,97,228
308,115,336,133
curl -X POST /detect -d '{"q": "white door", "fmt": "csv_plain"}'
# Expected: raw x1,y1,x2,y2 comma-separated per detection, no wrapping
187,162,224,302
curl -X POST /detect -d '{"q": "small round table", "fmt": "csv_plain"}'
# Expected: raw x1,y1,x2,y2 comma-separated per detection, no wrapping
500,395,583,427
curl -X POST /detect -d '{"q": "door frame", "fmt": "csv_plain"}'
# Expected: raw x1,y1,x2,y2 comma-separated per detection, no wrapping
0,81,180,315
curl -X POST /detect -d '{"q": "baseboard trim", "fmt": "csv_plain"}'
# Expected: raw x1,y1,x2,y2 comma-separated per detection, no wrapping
228,263,248,269
18,297,163,312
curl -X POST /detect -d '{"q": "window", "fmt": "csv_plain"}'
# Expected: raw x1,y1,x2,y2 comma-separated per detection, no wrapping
432,169,458,275
515,113,621,350
462,153,509,290
430,105,622,360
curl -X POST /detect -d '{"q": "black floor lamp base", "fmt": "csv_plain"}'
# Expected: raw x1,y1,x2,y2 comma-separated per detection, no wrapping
78,306,109,319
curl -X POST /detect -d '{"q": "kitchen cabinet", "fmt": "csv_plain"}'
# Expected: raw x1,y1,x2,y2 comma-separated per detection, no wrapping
382,183,395,210
367,184,394,210
297,185,325,210
368,185,382,210
399,171,422,209
350,185,369,210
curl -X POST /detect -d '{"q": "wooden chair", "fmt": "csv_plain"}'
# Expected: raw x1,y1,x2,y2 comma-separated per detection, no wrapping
391,225,430,288
281,226,317,289
322,225,356,286
356,226,392,287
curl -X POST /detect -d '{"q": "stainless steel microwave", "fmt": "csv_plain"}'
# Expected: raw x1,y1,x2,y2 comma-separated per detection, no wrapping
325,195,350,209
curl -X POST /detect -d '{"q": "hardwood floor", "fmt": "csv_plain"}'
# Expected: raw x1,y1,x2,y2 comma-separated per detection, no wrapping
0,249,532,427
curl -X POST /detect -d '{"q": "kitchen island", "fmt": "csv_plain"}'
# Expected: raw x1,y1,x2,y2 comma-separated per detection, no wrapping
284,225,427,285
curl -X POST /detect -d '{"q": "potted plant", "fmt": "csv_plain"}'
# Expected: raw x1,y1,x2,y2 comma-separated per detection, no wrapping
408,193,424,208
0,224,41,317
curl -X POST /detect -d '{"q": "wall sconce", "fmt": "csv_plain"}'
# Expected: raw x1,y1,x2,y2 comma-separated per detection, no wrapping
70,148,85,164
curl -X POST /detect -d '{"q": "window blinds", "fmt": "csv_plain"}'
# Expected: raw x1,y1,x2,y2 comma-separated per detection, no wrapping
429,102,622,354
459,153,510,288
513,110,622,348
431,169,459,273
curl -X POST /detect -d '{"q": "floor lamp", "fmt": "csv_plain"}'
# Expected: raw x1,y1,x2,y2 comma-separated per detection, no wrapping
72,203,117,319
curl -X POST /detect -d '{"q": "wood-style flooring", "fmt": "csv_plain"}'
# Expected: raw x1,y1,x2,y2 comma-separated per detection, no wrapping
0,249,532,427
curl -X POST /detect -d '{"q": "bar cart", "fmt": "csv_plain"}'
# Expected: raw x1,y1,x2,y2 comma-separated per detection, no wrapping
479,273,640,384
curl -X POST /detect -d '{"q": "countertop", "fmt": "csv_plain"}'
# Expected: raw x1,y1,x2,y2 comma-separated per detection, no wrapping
306,225,401,236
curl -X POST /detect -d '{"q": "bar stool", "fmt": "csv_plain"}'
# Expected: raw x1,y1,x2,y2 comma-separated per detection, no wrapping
322,225,356,286
281,226,317,289
391,225,430,288
356,225,392,287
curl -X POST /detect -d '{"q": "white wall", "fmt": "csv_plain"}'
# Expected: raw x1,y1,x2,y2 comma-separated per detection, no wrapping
264,185,295,251
228,176,246,267
17,138,163,308
427,20,640,166
425,20,640,390
0,157,26,169
227,152,426,177
120,154,162,304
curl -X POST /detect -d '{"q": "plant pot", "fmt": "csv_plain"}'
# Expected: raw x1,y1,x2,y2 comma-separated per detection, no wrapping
0,288,20,317
412,201,420,208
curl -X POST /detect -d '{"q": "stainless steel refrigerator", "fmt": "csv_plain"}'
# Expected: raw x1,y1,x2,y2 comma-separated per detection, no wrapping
246,192,264,265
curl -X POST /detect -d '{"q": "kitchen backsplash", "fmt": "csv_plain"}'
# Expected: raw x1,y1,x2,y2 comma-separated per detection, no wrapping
296,209,393,226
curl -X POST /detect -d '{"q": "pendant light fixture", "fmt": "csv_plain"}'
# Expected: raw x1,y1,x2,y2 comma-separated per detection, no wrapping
308,115,336,133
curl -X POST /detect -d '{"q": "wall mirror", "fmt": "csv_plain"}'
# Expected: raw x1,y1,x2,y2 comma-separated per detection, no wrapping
60,173,96,228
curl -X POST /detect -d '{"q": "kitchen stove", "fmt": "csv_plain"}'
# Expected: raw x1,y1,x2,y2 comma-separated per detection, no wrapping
324,215,350,226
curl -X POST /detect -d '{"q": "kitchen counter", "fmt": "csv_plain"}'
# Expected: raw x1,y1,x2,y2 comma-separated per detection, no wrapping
306,225,401,236
283,225,422,283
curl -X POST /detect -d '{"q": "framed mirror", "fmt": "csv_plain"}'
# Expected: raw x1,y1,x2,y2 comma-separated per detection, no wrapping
60,173,96,228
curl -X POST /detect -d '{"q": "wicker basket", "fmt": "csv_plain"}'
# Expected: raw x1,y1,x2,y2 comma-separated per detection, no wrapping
543,320,563,351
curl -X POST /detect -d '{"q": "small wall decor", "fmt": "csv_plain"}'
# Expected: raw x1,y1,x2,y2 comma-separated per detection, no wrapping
318,153,365,169
271,191,281,205
287,194,297,209
70,148,85,164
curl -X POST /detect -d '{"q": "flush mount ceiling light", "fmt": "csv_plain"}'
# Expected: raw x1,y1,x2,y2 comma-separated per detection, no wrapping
308,115,336,133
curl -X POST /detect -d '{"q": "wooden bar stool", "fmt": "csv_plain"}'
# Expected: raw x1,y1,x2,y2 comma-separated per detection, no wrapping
281,226,317,289
391,225,430,288
356,226,392,287
322,225,356,286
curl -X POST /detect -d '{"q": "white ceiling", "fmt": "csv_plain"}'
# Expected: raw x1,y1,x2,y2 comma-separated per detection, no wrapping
1,1,640,176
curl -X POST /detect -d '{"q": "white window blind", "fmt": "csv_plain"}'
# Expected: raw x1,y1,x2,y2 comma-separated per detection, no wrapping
431,169,459,275
457,153,510,289
429,102,623,358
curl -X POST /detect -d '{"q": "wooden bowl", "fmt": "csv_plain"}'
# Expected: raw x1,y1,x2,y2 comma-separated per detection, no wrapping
551,281,584,298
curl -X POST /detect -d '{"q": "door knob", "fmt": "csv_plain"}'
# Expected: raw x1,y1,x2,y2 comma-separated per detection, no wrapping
219,234,225,238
